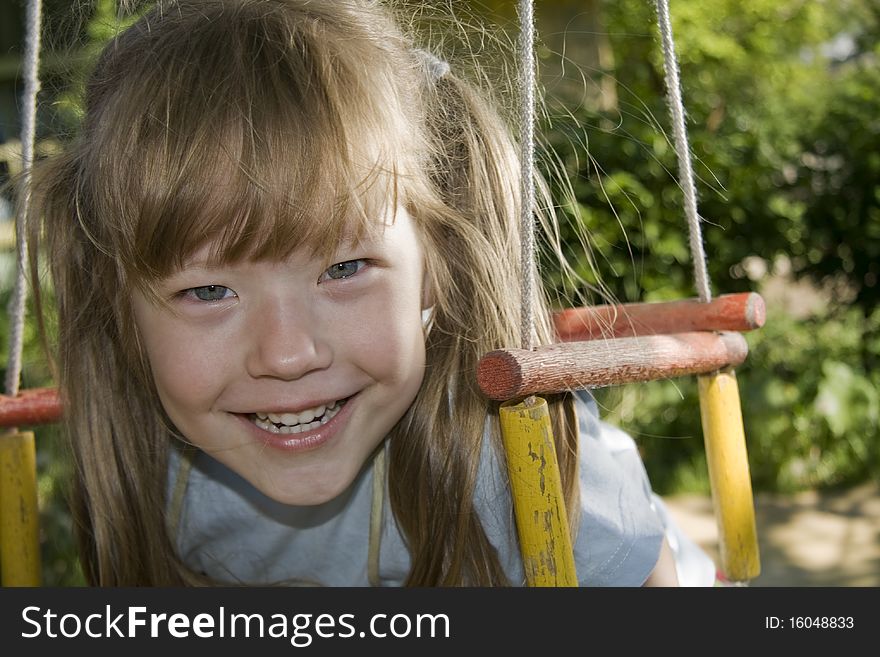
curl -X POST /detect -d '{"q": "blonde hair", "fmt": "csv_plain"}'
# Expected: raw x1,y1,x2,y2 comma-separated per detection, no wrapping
29,0,579,586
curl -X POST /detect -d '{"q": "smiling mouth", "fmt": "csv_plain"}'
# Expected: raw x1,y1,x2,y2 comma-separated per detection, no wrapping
248,398,349,435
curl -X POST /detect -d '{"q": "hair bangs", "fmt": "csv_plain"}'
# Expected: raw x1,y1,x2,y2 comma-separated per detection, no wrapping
93,0,426,286
126,106,407,282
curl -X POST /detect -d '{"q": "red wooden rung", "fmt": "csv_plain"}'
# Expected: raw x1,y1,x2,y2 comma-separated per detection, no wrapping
553,292,764,341
477,331,749,401
0,387,62,427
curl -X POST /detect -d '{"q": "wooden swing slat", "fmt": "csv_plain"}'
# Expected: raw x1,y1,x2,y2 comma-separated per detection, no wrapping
0,387,61,428
477,331,748,401
553,292,764,342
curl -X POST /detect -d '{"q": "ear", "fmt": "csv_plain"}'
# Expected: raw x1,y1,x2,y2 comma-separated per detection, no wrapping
421,262,435,311
420,266,435,330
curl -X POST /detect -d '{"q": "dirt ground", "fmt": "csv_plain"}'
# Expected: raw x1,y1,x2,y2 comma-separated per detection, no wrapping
663,481,880,586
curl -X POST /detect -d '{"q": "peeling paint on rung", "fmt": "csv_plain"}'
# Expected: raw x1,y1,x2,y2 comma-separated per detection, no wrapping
500,397,577,586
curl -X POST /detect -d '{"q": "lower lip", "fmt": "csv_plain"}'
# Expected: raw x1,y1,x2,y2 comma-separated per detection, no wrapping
237,396,356,453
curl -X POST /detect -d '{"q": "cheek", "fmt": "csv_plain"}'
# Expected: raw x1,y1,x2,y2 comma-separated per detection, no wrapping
135,318,227,414
342,285,426,381
149,346,225,412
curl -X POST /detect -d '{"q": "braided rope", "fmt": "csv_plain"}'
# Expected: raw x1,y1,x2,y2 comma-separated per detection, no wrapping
654,0,713,303
518,0,537,350
5,0,43,397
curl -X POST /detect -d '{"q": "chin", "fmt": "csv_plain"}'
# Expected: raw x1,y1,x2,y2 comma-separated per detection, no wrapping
255,469,360,507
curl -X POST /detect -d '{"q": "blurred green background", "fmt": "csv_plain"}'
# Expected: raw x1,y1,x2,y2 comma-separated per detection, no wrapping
0,0,877,585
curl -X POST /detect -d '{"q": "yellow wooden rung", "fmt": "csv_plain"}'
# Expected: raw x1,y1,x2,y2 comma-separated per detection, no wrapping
0,430,42,586
698,370,761,582
499,396,577,586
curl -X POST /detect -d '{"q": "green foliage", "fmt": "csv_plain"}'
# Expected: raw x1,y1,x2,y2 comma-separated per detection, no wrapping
742,304,880,491
794,52,880,308
537,0,880,492
48,0,144,133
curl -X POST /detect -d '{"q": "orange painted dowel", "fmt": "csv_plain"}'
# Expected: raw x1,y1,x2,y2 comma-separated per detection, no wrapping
553,292,765,342
0,387,62,427
477,331,748,401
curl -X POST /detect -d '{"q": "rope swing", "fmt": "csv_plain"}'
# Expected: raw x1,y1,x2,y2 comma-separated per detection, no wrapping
496,0,577,587
653,0,759,582
484,0,761,585
0,0,43,587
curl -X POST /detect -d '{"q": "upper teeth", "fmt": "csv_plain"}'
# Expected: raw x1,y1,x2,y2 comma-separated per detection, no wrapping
252,400,343,434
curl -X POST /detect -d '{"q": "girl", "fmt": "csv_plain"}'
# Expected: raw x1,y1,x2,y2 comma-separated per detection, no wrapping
28,0,712,586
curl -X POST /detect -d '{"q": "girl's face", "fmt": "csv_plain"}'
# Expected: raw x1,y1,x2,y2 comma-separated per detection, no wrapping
131,207,430,505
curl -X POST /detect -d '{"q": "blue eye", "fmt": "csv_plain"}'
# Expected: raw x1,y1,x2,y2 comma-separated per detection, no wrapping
186,285,235,301
321,259,366,281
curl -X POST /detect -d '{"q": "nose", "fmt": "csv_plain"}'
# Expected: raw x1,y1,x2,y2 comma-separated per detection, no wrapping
245,296,332,380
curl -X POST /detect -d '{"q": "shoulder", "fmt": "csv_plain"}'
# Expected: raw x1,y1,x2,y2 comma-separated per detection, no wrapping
569,391,666,585
573,392,718,586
